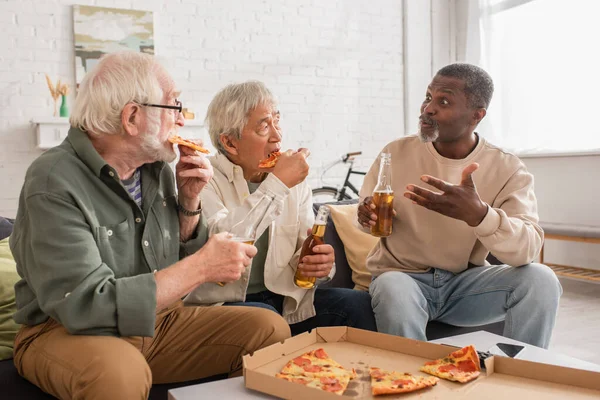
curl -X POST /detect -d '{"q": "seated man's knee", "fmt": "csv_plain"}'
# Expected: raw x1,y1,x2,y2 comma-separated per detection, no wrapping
78,342,151,399
521,263,562,297
370,271,419,305
246,307,291,346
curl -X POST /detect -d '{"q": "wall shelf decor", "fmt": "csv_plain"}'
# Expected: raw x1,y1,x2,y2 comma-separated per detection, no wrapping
31,118,208,150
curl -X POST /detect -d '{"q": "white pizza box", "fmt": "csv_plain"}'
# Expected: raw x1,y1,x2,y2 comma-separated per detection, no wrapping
242,327,600,399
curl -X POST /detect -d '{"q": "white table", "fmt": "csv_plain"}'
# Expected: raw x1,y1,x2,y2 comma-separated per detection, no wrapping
430,330,600,373
168,330,600,400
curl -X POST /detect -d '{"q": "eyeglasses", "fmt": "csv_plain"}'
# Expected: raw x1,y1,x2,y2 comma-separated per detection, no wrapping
139,99,184,118
138,99,196,120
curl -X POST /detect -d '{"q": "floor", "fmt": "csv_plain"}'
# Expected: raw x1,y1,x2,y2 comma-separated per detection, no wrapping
549,277,600,363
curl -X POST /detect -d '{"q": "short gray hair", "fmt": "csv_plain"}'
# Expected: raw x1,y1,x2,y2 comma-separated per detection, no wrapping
435,63,494,109
205,81,276,154
70,51,163,135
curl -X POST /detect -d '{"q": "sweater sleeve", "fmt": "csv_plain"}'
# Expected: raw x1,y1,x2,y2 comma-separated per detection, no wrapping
474,165,544,267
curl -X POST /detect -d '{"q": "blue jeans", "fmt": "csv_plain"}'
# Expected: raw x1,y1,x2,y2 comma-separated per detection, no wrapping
224,288,377,336
370,263,562,348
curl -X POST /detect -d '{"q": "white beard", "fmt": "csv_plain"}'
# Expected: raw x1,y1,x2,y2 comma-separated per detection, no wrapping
418,124,440,143
140,115,177,163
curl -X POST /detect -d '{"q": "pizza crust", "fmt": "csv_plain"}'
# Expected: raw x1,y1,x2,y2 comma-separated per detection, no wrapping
370,367,439,395
276,373,350,395
168,135,210,154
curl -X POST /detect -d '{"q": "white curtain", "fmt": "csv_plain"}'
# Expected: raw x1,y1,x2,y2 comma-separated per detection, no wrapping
459,0,600,155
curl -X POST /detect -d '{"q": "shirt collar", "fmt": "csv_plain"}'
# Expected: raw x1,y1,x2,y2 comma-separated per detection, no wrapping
67,126,166,179
67,127,110,177
213,152,244,183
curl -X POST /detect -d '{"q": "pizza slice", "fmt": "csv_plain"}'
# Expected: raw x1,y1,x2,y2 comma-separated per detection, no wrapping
275,373,350,396
419,344,481,383
369,367,439,396
279,348,356,379
168,135,210,154
258,151,280,168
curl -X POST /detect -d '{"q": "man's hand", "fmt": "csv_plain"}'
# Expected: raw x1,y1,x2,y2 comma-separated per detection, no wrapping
271,148,310,188
403,163,488,227
357,196,397,228
176,142,214,210
357,196,377,228
192,232,257,284
297,228,334,278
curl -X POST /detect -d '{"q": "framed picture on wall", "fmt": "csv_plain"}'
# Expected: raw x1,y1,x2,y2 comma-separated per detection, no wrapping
73,5,154,89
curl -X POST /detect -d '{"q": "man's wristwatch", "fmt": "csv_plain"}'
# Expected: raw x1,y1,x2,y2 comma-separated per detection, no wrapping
177,201,202,216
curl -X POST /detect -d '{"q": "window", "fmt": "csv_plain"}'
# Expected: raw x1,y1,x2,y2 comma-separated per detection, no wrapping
471,0,600,155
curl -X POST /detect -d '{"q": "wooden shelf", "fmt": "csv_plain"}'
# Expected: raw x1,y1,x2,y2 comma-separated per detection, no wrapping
30,118,211,151
547,264,600,282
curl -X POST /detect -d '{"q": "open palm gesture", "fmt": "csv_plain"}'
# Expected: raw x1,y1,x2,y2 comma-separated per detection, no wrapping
403,163,489,227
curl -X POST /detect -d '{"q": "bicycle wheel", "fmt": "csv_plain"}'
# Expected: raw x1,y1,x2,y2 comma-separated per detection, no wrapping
312,187,353,203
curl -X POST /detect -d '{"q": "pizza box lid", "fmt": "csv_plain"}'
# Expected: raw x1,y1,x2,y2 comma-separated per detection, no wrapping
242,327,600,399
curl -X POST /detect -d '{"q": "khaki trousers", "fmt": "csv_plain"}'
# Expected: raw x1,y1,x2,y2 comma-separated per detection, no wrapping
13,302,291,400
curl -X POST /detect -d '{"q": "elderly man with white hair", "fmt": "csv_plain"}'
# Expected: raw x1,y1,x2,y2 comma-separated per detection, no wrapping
184,81,377,336
9,52,291,399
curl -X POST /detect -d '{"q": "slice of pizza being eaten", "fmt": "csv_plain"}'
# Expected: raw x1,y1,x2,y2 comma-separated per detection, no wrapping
419,344,481,383
168,135,210,154
275,373,350,396
258,151,280,168
369,367,439,396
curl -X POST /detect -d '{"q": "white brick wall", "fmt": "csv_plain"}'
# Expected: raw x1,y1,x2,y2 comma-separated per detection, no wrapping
0,0,404,217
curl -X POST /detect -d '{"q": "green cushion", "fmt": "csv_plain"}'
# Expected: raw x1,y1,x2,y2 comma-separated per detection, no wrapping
0,237,20,360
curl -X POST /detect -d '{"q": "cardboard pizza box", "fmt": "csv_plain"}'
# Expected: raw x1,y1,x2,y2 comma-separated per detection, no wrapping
243,327,600,399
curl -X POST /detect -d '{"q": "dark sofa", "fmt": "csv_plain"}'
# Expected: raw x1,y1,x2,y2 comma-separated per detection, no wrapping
0,203,504,399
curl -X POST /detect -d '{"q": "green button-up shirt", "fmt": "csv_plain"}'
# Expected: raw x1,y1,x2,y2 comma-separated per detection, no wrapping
10,128,207,337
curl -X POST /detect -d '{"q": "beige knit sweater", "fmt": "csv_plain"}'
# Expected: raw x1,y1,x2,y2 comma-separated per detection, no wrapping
359,135,543,275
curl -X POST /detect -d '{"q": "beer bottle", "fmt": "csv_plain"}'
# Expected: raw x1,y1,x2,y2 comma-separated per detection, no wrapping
294,205,330,289
371,152,394,237
217,194,274,286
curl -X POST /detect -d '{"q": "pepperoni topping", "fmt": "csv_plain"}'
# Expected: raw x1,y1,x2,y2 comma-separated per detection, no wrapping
303,364,323,373
314,348,328,359
392,379,413,387
457,360,479,373
438,364,458,373
293,357,311,366
323,383,344,392
370,370,385,379
424,360,439,366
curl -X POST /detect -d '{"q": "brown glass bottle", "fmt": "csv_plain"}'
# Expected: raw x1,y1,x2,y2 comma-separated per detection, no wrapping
371,153,394,237
294,206,330,289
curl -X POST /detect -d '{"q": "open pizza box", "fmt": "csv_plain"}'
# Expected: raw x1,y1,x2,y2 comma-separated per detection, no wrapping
243,327,600,399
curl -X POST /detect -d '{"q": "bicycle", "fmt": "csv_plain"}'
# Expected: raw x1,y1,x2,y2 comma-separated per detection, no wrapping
312,151,367,203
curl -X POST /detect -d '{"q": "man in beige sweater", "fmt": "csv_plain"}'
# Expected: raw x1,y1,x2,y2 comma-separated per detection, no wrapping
358,63,562,348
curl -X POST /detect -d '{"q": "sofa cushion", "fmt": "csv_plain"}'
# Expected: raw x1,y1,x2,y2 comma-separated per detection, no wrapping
0,238,20,361
0,218,13,242
328,204,377,291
